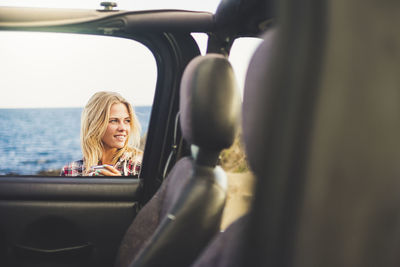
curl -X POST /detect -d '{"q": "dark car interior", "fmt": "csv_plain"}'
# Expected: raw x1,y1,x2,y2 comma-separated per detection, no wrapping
1,0,400,266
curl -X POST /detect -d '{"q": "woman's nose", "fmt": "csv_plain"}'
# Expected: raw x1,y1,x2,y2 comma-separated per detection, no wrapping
118,122,127,131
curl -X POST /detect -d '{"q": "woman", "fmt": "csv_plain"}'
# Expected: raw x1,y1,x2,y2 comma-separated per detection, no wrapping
60,91,142,176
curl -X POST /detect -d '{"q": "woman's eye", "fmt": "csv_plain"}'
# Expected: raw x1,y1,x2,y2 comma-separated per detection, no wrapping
109,119,118,123
125,119,131,123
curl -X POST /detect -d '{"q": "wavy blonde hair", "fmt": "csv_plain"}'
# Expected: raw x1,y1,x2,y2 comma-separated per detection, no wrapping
80,91,141,174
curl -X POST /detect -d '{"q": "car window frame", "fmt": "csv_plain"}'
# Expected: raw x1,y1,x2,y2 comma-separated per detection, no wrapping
0,8,210,205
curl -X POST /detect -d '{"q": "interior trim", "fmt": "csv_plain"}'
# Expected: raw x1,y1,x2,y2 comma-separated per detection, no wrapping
0,7,213,32
0,177,141,201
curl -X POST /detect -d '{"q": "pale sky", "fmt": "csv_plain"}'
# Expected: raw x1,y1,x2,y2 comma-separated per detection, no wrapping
0,1,262,108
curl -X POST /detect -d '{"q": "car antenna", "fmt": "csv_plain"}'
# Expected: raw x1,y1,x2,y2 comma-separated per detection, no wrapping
100,2,118,11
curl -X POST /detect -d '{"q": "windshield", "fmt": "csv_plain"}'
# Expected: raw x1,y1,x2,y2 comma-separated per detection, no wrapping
0,0,220,13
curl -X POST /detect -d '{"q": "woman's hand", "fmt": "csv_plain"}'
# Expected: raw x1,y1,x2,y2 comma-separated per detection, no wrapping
94,165,122,176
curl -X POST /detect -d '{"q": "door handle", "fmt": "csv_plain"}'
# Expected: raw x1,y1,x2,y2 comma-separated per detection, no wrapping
13,242,92,258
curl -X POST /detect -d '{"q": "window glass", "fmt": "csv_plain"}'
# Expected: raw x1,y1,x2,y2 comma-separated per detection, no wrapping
0,31,157,176
218,37,263,176
191,33,208,55
229,37,263,98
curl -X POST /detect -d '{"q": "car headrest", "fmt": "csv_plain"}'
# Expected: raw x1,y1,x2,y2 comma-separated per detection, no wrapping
180,54,241,160
214,0,275,36
242,29,276,174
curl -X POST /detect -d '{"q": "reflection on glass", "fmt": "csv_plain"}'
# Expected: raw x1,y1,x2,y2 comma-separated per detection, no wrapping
0,32,156,176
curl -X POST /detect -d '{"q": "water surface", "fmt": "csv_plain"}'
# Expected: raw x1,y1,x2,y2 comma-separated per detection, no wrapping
0,107,151,175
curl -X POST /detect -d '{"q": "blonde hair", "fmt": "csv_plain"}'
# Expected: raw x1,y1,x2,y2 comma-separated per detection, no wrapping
80,91,141,174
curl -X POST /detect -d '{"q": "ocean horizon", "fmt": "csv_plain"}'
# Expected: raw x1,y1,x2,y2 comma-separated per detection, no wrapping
0,106,151,175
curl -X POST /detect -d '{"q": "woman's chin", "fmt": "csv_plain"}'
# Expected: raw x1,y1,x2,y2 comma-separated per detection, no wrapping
107,142,124,150
115,143,125,149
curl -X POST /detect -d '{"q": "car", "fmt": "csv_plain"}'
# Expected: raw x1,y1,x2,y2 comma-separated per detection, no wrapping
0,0,269,266
1,0,399,266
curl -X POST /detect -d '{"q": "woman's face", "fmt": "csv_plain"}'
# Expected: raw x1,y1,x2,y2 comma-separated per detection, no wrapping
102,103,131,151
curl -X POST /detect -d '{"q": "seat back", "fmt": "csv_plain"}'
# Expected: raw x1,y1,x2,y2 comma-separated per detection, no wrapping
195,0,400,266
282,1,400,267
190,28,277,267
115,53,241,267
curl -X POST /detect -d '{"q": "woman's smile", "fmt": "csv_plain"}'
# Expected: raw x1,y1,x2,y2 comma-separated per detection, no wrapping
114,134,126,142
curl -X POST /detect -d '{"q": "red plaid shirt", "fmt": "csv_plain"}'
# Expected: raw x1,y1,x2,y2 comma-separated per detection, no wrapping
60,151,141,177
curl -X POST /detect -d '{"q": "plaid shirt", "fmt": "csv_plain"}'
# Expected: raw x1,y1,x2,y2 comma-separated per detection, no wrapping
60,151,141,177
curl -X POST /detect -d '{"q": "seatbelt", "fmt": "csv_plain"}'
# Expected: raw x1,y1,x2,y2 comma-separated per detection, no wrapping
162,111,180,179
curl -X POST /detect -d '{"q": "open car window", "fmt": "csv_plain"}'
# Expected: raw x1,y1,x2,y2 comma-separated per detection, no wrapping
0,31,157,176
229,37,263,97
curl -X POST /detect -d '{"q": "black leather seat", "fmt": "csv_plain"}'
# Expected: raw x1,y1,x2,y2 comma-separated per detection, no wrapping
115,53,241,267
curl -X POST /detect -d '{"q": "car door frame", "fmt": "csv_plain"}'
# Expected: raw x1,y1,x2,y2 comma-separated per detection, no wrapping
0,7,214,267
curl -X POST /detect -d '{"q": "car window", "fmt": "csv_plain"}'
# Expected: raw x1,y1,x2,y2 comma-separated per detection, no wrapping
191,35,263,94
229,37,263,97
217,37,263,176
0,31,157,176
191,33,208,55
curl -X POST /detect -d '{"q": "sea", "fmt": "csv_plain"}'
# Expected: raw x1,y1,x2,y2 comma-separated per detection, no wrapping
0,106,151,175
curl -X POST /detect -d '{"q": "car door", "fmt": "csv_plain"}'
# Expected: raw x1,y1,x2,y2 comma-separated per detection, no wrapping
0,6,211,267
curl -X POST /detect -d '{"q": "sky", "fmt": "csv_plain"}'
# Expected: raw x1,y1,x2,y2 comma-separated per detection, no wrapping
0,0,262,108
0,31,158,108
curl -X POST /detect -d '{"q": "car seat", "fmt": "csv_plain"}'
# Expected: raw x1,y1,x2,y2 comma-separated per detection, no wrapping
193,0,400,266
115,53,241,267
190,28,277,267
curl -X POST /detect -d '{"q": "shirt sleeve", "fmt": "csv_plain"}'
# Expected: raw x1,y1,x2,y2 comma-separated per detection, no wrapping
127,159,141,177
60,165,68,176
